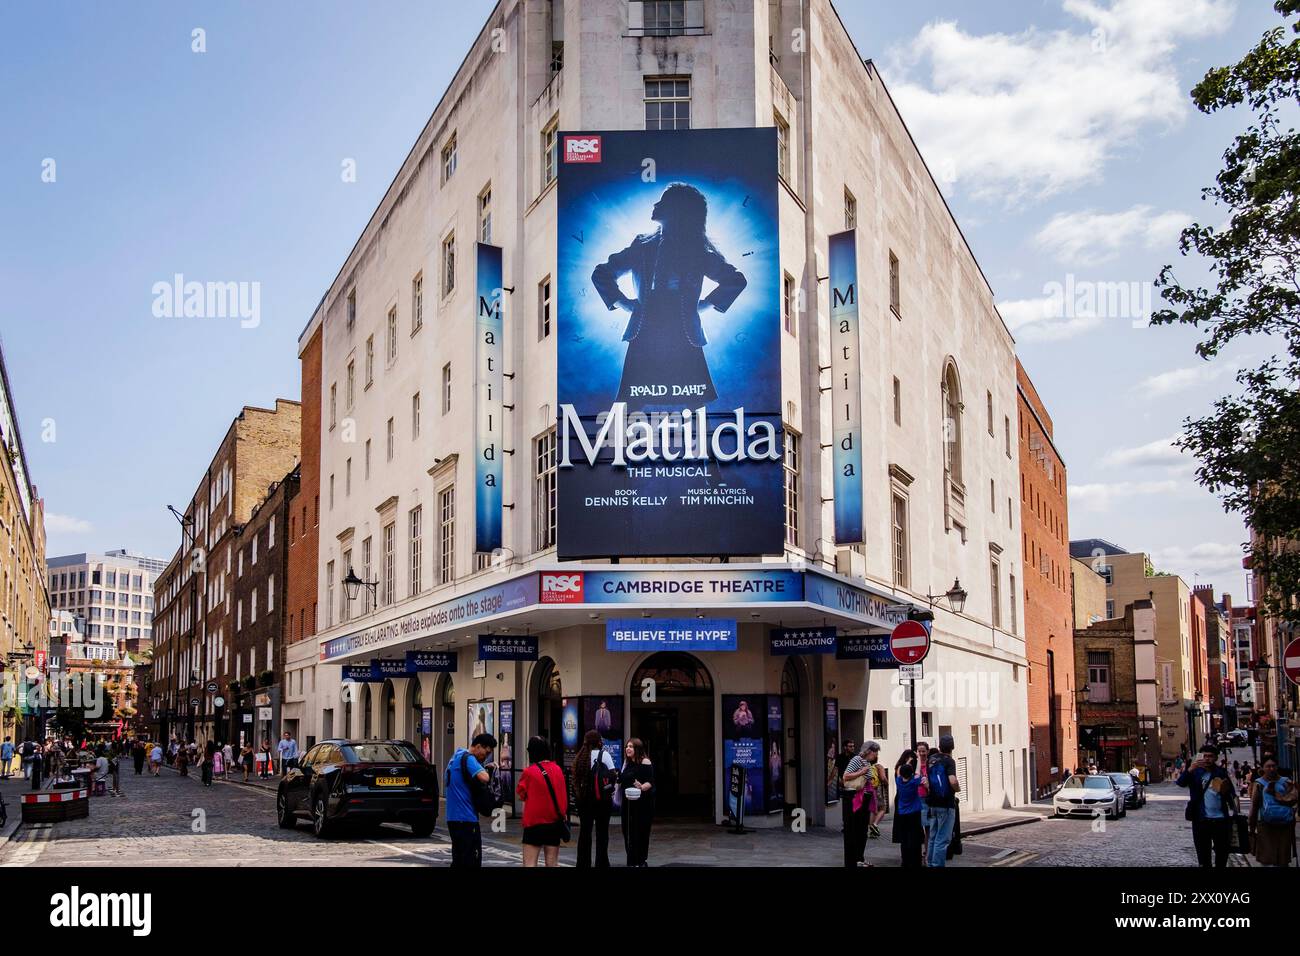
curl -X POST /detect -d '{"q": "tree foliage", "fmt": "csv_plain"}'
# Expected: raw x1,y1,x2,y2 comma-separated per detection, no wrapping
1152,0,1300,624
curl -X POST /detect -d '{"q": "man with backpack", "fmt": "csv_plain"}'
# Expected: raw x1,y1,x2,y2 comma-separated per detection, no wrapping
925,734,961,867
445,733,498,868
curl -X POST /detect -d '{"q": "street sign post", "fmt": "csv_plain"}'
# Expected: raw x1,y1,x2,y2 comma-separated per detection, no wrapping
890,620,930,665
1283,637,1300,688
899,663,924,682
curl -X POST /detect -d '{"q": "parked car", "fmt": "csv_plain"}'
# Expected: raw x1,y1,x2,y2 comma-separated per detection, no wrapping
276,739,438,838
1053,774,1126,820
1107,772,1145,809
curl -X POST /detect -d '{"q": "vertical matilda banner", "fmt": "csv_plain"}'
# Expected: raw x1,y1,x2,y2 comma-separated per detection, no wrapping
556,128,783,558
475,242,504,553
828,230,863,545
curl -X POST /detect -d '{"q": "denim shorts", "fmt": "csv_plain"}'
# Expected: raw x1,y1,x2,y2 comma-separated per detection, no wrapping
919,804,932,831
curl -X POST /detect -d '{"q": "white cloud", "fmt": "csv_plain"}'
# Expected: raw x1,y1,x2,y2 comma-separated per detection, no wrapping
45,513,93,535
1035,206,1192,265
1069,479,1182,510
997,294,1103,341
1149,541,1247,584
885,0,1235,203
1100,435,1188,469
1136,361,1238,398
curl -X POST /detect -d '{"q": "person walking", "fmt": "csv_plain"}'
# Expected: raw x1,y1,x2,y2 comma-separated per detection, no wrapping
148,742,162,776
277,731,299,776
200,740,216,788
258,738,273,779
131,739,146,775
444,733,497,868
892,749,924,868
515,736,569,867
572,729,616,867
20,738,37,780
841,742,878,866
1177,744,1237,868
619,737,655,867
108,745,122,796
29,744,43,791
914,741,931,865
211,742,225,782
0,737,13,779
925,734,961,867
240,742,254,782
176,743,190,777
1247,756,1297,867
866,743,888,839
221,741,234,781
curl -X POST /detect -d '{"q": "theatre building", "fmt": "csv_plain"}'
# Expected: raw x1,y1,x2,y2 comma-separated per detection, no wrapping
288,0,1029,827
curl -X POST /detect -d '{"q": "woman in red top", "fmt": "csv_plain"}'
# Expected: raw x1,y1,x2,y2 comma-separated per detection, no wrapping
516,735,569,867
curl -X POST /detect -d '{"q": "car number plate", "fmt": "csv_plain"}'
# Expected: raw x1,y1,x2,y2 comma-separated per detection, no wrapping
376,776,409,787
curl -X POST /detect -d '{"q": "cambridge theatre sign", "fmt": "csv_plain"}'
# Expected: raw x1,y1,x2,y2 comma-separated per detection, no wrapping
320,566,910,663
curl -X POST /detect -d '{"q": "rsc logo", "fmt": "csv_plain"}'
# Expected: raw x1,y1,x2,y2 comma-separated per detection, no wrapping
564,135,602,163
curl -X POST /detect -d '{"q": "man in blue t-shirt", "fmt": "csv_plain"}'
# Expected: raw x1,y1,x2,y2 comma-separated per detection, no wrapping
1177,744,1236,867
445,733,497,868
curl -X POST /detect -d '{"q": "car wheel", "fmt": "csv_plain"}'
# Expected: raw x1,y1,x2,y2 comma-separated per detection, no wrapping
312,793,332,839
276,789,297,829
409,816,435,838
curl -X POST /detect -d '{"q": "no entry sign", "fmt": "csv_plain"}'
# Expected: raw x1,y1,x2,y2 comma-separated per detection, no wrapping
1284,637,1300,688
890,620,930,665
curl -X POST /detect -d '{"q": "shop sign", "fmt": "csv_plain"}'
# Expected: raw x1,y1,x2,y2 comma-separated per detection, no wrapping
557,128,783,559
341,665,381,683
406,650,457,672
477,635,539,661
257,707,272,721
371,659,410,679
605,618,737,652
562,568,802,606
835,633,899,669
769,627,837,655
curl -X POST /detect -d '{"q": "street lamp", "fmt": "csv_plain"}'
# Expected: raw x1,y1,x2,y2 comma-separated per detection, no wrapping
343,566,378,605
926,579,968,614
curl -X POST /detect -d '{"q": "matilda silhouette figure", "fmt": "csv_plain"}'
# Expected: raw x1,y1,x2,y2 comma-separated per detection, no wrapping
591,183,747,409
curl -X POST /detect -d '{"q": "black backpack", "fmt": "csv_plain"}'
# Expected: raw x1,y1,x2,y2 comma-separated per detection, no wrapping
453,752,503,817
591,753,616,803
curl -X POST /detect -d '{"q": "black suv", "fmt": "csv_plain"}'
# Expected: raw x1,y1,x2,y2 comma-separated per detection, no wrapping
276,739,438,838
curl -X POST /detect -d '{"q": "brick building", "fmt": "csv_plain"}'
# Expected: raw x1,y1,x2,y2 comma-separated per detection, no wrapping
227,466,297,748
1074,599,1162,778
1017,359,1076,796
283,317,323,746
151,399,300,744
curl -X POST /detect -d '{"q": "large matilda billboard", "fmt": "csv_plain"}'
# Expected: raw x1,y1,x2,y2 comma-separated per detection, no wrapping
557,128,782,559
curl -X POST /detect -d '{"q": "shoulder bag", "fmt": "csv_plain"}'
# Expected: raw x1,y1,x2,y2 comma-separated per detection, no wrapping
538,762,572,842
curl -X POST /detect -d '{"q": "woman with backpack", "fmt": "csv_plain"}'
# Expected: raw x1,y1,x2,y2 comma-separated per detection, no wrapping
1248,756,1297,866
572,729,616,867
515,736,569,867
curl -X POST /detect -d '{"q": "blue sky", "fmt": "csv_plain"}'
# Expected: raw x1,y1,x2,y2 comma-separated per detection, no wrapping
0,0,1277,596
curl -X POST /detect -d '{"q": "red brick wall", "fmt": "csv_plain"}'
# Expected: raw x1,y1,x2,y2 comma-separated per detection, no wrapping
1017,359,1077,794
287,325,321,645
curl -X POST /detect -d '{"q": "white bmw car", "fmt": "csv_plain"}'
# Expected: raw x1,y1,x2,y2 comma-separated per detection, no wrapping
1053,774,1126,820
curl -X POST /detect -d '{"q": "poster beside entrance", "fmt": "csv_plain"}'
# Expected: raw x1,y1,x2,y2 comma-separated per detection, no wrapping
583,696,624,771
723,694,783,816
824,697,840,806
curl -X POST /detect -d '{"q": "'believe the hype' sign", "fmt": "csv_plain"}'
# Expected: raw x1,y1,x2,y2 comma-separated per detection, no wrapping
606,618,737,652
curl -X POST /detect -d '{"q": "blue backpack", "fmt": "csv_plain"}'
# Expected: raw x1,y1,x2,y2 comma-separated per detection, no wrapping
1259,777,1296,825
927,758,951,800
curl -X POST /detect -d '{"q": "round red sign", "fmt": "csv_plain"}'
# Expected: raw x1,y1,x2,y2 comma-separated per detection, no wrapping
890,620,930,665
1283,637,1300,688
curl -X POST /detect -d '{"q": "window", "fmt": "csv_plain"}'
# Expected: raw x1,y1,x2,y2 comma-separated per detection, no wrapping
844,188,857,230
986,391,994,436
631,0,704,36
538,277,552,339
412,274,423,334
478,185,492,243
365,335,374,387
645,77,690,130
542,120,558,188
1087,651,1112,703
942,362,964,487
1106,599,1115,618
921,712,933,738
409,507,423,598
326,561,334,628
775,113,790,181
346,360,355,408
1005,415,1012,458
990,557,1002,629
387,307,397,362
1009,573,1017,634
441,133,457,184
893,377,902,426
267,575,275,612
782,272,796,335
251,588,258,624
412,392,421,440
534,429,557,551
442,363,452,413
386,418,395,462
439,487,456,585
360,537,372,613
382,522,395,606
872,711,887,740
345,458,352,496
329,474,335,509
441,233,456,297
784,428,800,547
990,478,996,512
889,252,901,316
346,288,356,333
891,494,909,588
365,439,371,479
329,383,337,429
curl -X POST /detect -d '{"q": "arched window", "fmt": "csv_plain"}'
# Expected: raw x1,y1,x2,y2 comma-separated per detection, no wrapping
942,361,964,487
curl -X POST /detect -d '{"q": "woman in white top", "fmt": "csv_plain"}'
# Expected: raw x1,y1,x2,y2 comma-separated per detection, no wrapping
572,729,617,868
